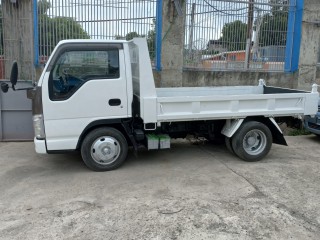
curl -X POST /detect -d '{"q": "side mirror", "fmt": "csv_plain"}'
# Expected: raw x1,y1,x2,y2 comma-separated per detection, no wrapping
1,61,18,93
1,61,34,93
10,61,18,89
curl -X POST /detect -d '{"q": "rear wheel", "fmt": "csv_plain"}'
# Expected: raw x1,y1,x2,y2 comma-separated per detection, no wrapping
231,121,272,162
81,127,128,171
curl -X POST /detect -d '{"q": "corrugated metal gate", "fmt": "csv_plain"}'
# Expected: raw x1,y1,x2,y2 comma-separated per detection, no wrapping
0,82,33,141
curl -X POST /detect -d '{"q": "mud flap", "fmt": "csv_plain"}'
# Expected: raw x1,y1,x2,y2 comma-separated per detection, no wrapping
221,119,244,138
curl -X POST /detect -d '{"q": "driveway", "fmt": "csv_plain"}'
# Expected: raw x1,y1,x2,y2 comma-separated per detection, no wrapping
1,136,320,239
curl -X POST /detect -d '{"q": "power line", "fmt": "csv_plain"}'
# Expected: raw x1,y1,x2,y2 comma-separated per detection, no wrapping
203,0,248,16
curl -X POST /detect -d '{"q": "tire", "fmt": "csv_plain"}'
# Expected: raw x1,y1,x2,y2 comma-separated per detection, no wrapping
81,127,128,171
231,121,272,162
225,136,234,154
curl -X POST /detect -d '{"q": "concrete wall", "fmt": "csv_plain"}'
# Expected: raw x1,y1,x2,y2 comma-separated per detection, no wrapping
155,69,298,89
297,0,320,90
1,0,34,81
181,71,298,89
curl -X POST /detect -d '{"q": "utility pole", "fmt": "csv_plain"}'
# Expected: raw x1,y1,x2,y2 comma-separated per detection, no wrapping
252,8,262,61
2,0,34,80
245,0,254,69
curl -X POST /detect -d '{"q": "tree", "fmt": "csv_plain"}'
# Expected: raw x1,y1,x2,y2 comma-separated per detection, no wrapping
125,32,142,40
258,1,288,47
147,18,156,60
115,32,145,41
113,19,156,60
37,0,90,56
269,0,289,12
37,0,50,15
219,20,248,51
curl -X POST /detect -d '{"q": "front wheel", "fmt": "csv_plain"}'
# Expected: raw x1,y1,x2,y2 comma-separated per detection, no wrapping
81,127,128,171
231,121,272,162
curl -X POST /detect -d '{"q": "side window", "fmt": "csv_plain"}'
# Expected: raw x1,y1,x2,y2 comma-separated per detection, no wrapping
49,49,119,100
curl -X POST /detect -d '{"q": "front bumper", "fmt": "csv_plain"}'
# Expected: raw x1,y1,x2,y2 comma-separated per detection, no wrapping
304,111,320,136
34,138,47,154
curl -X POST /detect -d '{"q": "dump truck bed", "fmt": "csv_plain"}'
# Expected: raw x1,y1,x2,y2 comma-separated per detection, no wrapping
129,38,319,125
155,82,319,122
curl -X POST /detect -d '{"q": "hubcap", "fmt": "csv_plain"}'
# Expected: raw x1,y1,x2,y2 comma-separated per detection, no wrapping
91,136,121,165
243,129,267,155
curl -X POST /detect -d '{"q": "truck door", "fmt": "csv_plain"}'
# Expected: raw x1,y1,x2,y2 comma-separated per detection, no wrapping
41,43,129,150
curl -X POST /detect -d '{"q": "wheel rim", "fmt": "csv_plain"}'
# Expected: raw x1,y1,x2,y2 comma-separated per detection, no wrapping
90,136,121,165
242,129,267,156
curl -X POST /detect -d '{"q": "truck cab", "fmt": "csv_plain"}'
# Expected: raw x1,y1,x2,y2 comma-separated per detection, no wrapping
33,40,133,152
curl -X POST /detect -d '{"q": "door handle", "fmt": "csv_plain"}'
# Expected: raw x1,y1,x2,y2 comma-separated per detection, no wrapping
109,98,121,106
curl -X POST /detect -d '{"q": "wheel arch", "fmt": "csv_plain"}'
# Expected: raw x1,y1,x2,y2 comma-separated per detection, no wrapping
76,119,135,150
222,116,287,146
243,116,287,146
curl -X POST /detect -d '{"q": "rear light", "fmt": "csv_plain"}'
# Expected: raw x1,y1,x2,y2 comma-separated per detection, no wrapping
33,114,45,139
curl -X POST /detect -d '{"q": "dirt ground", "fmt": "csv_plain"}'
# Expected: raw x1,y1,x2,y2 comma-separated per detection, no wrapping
1,135,320,240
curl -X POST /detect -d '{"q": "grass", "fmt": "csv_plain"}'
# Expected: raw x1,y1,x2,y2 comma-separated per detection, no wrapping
287,128,312,136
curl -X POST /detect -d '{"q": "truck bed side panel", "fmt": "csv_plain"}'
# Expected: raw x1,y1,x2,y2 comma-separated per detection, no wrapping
156,86,319,122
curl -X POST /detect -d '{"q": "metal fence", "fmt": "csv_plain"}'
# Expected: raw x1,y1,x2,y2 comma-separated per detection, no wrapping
36,0,157,66
184,0,294,72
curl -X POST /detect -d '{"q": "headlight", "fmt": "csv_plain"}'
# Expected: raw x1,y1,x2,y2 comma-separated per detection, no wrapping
33,114,45,139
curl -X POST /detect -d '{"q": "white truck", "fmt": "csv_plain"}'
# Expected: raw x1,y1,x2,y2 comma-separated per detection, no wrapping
1,38,319,171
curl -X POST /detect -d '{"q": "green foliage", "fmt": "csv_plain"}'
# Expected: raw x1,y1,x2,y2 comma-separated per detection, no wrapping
288,128,311,136
37,0,50,15
259,11,288,46
269,0,289,13
219,1,289,51
114,35,125,40
114,19,156,60
125,32,143,40
147,28,156,60
38,0,90,55
219,20,247,51
201,49,219,55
